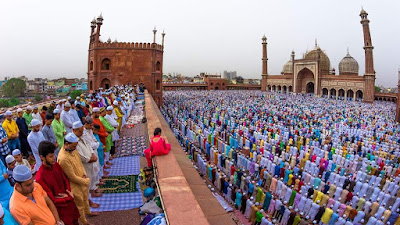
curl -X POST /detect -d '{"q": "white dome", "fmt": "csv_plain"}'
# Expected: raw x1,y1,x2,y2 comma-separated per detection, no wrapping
339,52,359,75
282,60,293,74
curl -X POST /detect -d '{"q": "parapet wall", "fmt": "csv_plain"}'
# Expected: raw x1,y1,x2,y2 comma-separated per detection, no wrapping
144,91,235,225
90,42,163,51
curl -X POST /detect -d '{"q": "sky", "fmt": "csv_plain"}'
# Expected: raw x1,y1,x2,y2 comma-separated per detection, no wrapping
0,0,398,87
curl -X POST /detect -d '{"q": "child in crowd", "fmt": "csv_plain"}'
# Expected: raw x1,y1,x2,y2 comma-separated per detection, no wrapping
144,128,171,167
12,149,31,169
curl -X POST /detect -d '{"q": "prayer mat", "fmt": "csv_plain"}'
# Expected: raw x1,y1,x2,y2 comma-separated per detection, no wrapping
99,175,138,193
117,136,147,157
107,156,141,176
90,182,143,212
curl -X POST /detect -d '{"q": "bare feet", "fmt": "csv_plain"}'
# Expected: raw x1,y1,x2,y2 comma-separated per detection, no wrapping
90,191,103,197
87,212,100,216
89,200,100,208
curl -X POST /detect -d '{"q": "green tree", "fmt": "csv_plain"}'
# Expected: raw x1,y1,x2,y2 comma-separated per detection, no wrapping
34,94,42,102
1,78,26,97
9,97,20,106
0,99,9,108
375,86,381,93
70,90,82,100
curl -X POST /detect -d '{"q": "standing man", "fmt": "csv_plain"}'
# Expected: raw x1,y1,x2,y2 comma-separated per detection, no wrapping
61,102,74,133
2,111,20,153
27,119,46,173
73,121,102,198
42,113,59,157
40,106,48,126
31,106,42,127
69,102,80,123
112,101,123,131
36,141,80,225
47,100,57,115
105,106,119,158
0,121,11,166
15,109,32,159
58,133,99,225
99,108,114,164
22,106,33,131
52,109,67,150
9,165,63,225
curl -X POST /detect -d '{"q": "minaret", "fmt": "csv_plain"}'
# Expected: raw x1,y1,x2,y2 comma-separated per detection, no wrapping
360,9,375,103
90,18,96,43
153,27,157,43
291,50,295,93
95,13,103,43
161,30,166,48
261,35,268,91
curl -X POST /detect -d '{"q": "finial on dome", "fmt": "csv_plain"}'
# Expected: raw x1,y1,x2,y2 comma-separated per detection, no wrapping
315,38,318,47
347,47,349,54
107,37,111,43
262,34,267,43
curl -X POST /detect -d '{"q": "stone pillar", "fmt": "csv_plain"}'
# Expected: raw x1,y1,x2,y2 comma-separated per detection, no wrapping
344,90,347,101
336,91,339,100
261,35,268,91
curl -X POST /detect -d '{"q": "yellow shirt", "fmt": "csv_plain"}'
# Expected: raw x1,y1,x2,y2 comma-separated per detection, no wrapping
2,119,19,138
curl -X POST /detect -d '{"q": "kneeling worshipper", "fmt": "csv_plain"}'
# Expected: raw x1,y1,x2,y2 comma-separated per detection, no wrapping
58,132,99,225
0,202,18,225
36,141,80,225
9,165,63,225
0,159,13,210
144,128,171,167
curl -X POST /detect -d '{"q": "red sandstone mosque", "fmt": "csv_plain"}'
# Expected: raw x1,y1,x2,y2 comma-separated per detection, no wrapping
261,9,376,103
87,14,165,106
87,10,397,104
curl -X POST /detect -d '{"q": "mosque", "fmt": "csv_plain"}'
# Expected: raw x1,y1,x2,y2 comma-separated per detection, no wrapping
261,9,376,103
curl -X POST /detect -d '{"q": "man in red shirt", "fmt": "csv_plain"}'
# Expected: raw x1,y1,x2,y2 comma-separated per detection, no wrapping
36,141,80,225
91,108,108,147
40,106,48,126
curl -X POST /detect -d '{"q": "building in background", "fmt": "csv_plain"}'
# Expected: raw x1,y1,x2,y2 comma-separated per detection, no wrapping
87,14,165,106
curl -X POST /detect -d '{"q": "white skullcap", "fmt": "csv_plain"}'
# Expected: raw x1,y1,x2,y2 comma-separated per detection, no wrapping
53,109,60,114
17,108,23,113
65,133,79,143
13,165,32,182
93,107,100,112
106,106,113,111
72,121,83,129
12,149,21,156
31,119,41,127
5,155,15,164
5,110,12,116
26,106,33,111
64,102,71,108
113,100,118,106
33,105,38,109
76,97,80,99
67,96,71,100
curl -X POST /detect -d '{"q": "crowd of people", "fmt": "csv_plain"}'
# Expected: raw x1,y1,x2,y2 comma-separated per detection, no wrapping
0,85,142,225
161,90,400,225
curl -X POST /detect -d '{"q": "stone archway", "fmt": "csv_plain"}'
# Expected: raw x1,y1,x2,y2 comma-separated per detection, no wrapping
215,84,220,90
306,82,314,94
296,68,315,94
277,85,282,93
100,78,111,90
338,89,345,100
347,90,354,100
356,90,363,101
330,88,337,99
288,86,293,93
322,88,328,97
272,85,276,92
283,86,287,93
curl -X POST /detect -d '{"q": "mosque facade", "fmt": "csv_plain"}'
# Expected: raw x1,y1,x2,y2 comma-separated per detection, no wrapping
261,9,376,103
87,14,165,106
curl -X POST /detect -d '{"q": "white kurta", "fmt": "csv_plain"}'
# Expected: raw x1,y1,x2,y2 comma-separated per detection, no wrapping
105,114,120,142
27,131,46,172
61,110,74,133
77,137,100,191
